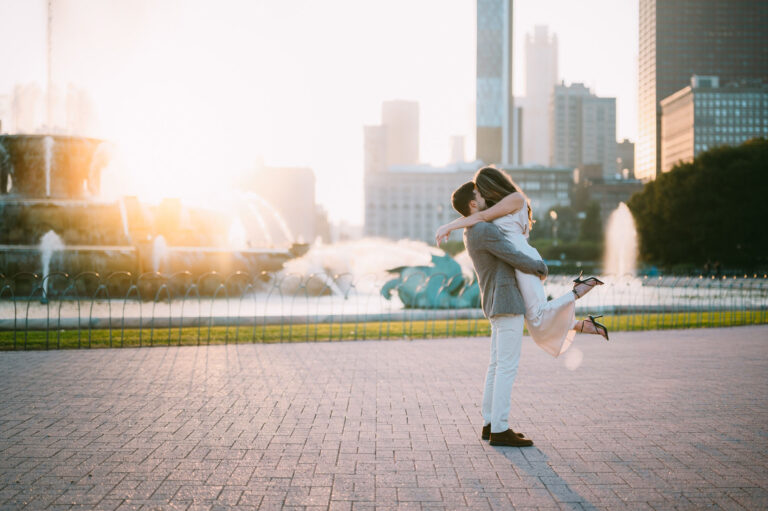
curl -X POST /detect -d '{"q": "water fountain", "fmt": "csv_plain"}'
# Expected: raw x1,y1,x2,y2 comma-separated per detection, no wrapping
118,197,130,242
0,134,135,287
39,229,63,298
0,134,305,295
279,238,477,304
228,217,248,250
604,202,638,277
151,235,168,273
380,252,479,308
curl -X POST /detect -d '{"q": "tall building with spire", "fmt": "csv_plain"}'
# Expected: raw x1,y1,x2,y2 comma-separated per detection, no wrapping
523,25,558,166
637,0,768,181
476,0,515,166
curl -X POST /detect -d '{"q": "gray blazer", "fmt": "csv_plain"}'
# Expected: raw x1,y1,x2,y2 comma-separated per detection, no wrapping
464,222,548,318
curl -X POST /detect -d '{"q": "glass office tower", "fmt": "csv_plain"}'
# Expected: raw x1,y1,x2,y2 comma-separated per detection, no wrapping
476,0,514,165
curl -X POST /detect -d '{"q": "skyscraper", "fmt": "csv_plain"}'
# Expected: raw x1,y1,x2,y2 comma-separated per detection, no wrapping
660,75,768,173
363,100,420,175
476,0,514,165
616,139,635,178
551,83,590,169
523,26,558,166
381,100,419,169
637,0,768,181
551,82,617,178
449,135,466,164
363,100,420,238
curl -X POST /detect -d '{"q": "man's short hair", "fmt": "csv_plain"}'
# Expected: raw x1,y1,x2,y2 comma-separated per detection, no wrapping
451,181,476,217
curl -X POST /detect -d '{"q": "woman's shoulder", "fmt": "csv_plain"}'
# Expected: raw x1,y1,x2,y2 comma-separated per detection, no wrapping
492,213,518,226
492,210,526,233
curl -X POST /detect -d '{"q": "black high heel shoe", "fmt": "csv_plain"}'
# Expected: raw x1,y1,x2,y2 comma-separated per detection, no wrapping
580,314,609,341
572,271,605,298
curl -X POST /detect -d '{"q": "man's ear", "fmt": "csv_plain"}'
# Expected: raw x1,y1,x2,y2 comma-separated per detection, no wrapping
468,199,477,211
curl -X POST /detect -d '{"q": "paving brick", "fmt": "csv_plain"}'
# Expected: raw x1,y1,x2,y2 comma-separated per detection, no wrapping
0,326,766,509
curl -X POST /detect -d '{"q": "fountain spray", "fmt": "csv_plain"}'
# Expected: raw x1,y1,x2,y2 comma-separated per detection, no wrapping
40,230,64,300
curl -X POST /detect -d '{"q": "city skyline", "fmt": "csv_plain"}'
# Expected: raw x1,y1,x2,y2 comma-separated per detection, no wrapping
0,0,639,224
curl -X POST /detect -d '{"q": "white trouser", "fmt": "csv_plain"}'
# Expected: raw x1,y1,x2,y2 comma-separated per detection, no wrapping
481,314,524,433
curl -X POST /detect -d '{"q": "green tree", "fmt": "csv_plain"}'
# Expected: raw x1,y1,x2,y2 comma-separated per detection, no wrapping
440,240,465,256
530,206,579,242
627,138,768,269
570,180,591,213
579,201,602,242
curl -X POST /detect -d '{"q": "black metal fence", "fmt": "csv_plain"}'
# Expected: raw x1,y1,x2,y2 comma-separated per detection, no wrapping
1,271,766,349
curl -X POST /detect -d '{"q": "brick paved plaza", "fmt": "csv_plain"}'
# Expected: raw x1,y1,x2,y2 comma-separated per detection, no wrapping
1,326,767,510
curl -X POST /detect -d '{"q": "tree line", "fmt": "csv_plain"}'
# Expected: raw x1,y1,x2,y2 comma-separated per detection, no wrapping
628,138,768,271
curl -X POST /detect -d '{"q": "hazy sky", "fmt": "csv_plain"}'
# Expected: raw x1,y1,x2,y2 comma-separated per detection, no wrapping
0,0,638,224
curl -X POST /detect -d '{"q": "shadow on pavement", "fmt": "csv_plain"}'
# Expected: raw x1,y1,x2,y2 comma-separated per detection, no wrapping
495,445,598,510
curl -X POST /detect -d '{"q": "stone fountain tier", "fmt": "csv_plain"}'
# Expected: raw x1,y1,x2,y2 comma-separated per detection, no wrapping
0,244,291,277
0,244,137,282
0,244,293,297
0,134,303,288
0,198,130,246
138,245,293,275
0,134,107,198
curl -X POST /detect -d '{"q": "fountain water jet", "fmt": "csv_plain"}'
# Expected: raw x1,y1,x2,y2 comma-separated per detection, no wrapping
282,238,445,296
152,235,168,273
250,193,293,244
87,142,111,197
228,217,247,249
118,197,131,242
604,202,638,277
39,230,64,297
246,203,273,246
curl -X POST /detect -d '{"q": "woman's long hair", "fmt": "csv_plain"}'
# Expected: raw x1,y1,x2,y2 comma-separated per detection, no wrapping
473,166,534,230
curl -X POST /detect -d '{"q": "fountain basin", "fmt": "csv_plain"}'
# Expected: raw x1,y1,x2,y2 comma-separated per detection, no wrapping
0,135,302,291
137,245,292,276
0,198,129,246
0,244,293,297
0,244,137,277
0,134,107,198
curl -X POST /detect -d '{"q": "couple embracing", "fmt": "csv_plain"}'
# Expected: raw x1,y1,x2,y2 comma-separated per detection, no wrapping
436,166,608,447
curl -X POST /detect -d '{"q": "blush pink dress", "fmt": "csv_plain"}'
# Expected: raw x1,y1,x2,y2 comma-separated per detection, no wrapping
492,206,576,357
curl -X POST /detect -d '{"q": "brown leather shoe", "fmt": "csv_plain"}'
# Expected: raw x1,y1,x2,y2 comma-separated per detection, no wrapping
489,429,534,447
482,424,525,440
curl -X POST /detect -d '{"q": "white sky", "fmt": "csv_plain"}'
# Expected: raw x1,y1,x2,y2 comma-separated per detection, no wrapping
0,0,638,224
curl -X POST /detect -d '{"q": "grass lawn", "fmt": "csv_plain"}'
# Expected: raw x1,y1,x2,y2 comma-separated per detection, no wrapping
1,310,765,350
